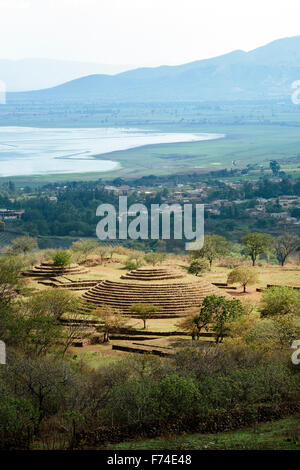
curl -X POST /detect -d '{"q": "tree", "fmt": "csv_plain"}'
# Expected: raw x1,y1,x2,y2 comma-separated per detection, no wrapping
17,305,64,357
241,232,273,266
71,239,99,262
6,356,80,432
177,309,213,340
96,245,108,265
93,306,128,342
125,251,144,270
144,252,167,266
0,256,26,307
200,295,244,343
61,317,93,357
192,235,231,268
274,234,300,266
270,160,280,176
0,220,5,232
52,250,72,267
0,380,35,450
130,303,160,329
246,316,300,351
10,236,38,254
227,266,259,293
188,258,209,276
30,288,81,320
260,286,300,318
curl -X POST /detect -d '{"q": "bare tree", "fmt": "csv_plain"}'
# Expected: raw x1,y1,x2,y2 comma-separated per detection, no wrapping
93,306,128,342
274,234,300,266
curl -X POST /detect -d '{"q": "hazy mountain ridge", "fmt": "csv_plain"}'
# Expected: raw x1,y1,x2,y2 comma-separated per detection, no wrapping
8,36,300,101
0,59,134,91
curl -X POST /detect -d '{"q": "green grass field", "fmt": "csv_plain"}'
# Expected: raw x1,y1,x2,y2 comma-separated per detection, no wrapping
107,416,300,450
94,124,300,179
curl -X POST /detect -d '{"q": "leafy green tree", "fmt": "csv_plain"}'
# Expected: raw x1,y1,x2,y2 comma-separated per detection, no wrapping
30,288,80,320
227,266,259,293
0,256,26,307
241,232,273,266
260,286,300,318
177,309,213,340
15,306,64,357
200,295,244,343
130,303,160,329
192,235,231,268
52,250,72,267
10,236,38,254
188,258,209,276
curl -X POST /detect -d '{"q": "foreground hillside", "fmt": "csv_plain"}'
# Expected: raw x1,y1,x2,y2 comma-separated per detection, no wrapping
108,416,300,450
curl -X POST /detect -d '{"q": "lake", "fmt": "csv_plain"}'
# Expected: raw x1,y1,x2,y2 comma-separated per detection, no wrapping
0,127,224,176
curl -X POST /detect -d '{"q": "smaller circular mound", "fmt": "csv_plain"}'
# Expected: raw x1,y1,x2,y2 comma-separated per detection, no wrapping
22,262,88,278
121,267,183,281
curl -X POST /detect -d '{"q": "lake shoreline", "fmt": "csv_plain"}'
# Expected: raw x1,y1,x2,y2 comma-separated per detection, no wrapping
0,126,225,177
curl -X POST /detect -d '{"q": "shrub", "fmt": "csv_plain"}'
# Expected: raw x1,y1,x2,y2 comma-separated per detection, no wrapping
260,286,300,318
158,374,200,423
0,383,36,450
52,250,72,267
188,258,209,276
104,379,160,426
124,259,140,270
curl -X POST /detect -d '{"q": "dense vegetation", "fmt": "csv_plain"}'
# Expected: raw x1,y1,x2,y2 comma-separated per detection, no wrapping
0,174,300,247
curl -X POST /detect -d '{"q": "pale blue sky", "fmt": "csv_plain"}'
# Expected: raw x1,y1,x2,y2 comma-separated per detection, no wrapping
0,0,300,66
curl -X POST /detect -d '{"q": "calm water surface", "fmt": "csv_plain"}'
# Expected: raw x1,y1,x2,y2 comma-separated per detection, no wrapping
0,127,224,176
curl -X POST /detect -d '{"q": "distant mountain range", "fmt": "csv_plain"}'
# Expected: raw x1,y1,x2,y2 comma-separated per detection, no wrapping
0,59,134,91
8,37,300,101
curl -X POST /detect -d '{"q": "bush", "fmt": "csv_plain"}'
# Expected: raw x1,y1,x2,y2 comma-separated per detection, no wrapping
104,379,160,426
0,380,36,450
197,362,294,413
158,374,200,423
260,286,300,317
188,258,209,276
124,259,140,270
52,250,72,267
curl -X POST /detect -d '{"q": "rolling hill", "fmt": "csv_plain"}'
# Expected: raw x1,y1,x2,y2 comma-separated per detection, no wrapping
9,36,300,102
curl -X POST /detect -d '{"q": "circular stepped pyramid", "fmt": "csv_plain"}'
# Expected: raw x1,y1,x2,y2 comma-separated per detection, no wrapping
121,267,184,281
82,267,231,318
22,262,88,278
